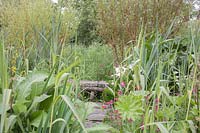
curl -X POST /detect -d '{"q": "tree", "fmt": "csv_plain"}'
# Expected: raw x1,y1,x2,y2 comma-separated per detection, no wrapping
97,0,190,65
76,0,98,45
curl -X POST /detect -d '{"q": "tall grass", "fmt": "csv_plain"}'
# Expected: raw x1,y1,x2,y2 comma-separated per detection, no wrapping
109,21,200,132
0,40,12,133
0,0,79,73
0,40,8,91
62,43,114,80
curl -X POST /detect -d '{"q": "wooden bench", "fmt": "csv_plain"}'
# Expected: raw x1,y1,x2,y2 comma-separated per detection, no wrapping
79,80,109,100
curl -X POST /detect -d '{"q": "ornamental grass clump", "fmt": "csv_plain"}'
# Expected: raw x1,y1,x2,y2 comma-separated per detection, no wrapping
0,0,79,45
0,0,79,71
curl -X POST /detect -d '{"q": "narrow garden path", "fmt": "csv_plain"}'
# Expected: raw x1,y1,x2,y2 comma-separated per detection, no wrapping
85,102,108,128
78,80,110,128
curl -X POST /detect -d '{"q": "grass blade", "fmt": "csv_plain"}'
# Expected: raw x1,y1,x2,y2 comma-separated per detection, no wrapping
61,95,87,133
0,41,8,91
0,89,12,133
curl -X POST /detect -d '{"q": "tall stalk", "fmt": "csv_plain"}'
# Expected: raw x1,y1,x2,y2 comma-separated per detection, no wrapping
0,39,12,133
0,40,8,91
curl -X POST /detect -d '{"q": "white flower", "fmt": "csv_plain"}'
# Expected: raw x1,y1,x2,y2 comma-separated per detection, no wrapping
113,66,127,77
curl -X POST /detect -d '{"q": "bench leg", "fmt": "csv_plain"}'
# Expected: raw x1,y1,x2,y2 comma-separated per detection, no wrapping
90,91,95,100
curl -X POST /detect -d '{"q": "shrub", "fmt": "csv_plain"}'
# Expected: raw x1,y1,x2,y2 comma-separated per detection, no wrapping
75,0,98,45
97,0,190,64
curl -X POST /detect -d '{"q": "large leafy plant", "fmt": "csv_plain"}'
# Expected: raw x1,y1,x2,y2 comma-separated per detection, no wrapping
0,47,87,133
0,54,113,133
115,94,144,121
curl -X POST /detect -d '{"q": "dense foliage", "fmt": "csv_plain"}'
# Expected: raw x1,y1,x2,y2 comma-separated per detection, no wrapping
75,0,98,45
97,0,190,64
0,0,199,133
0,0,79,71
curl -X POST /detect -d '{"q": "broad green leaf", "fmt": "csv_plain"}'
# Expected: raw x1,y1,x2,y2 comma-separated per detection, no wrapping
30,82,46,99
32,94,51,104
38,95,53,111
26,94,51,115
30,111,47,128
15,71,49,101
12,103,27,114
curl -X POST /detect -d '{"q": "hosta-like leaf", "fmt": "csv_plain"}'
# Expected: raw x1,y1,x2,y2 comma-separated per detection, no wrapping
116,94,144,121
26,94,51,115
15,71,49,101
12,103,27,114
30,111,47,128
30,82,46,99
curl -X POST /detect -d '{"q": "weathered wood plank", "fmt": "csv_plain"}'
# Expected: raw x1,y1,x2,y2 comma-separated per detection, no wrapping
69,80,109,99
69,80,108,92
80,80,109,88
82,87,105,92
